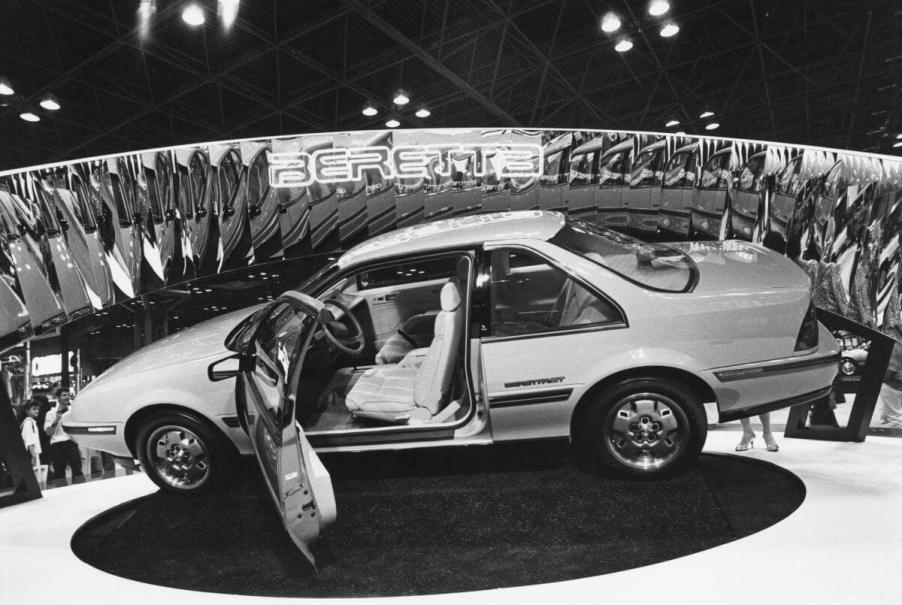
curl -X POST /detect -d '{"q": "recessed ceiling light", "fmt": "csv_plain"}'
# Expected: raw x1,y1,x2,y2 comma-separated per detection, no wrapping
649,1,670,17
40,97,60,111
181,3,205,26
665,119,680,127
614,38,634,53
894,141,902,148
415,107,431,118
896,134,902,139
0,79,15,96
660,22,680,37
700,110,715,119
601,12,621,33
19,112,40,122
362,103,378,117
705,122,720,131
393,90,410,106
675,131,686,135
386,118,400,128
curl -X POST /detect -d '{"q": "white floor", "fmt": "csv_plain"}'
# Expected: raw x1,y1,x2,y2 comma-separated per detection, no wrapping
1,431,901,605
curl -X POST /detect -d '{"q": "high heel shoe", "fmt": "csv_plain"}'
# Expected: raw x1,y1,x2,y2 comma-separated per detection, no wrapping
735,434,755,452
763,434,779,452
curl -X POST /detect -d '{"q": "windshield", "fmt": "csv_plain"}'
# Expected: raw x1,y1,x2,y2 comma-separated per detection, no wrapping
549,220,696,292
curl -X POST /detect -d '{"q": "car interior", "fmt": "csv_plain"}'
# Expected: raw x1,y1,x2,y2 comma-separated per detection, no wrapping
296,253,473,431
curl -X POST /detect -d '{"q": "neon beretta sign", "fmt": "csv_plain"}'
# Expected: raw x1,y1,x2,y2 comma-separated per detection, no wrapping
268,143,544,188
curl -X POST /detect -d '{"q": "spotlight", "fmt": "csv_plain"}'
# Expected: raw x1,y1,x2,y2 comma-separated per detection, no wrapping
614,38,634,53
660,22,680,37
649,1,670,17
386,118,400,128
415,107,431,118
137,0,156,40
665,119,680,127
601,12,621,33
0,78,13,96
362,103,378,117
393,90,410,106
218,0,240,30
181,3,205,27
39,96,60,111
699,110,715,119
19,112,40,123
705,122,720,131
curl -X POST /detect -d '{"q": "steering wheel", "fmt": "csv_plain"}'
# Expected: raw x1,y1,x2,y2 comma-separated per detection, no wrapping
317,298,365,356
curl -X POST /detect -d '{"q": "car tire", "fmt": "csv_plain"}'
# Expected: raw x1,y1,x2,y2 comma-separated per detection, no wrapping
135,411,233,496
574,377,707,478
839,357,858,377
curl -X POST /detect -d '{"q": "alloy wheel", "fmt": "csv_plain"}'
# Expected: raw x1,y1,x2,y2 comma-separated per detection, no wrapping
146,424,212,490
605,392,690,471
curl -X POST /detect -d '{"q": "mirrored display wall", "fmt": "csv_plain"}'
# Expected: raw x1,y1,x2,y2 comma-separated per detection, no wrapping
0,127,900,352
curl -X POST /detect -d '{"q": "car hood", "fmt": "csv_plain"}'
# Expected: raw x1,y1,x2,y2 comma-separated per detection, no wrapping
85,304,265,390
667,240,809,294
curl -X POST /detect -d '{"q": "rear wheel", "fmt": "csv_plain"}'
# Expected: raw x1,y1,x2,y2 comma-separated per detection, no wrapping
575,377,707,478
135,411,233,495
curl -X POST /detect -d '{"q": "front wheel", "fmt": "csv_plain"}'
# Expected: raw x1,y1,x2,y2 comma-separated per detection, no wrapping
574,378,707,478
135,411,233,495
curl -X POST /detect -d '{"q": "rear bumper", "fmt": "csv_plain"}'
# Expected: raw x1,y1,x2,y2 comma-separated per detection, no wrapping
705,322,840,421
718,385,833,423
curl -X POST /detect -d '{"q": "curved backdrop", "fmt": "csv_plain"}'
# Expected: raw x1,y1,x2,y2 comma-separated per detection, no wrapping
0,127,900,350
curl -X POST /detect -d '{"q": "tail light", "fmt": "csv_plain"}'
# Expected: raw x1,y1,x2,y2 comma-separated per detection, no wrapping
794,303,819,351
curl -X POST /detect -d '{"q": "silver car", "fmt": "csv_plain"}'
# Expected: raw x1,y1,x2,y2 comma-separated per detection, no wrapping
66,212,838,527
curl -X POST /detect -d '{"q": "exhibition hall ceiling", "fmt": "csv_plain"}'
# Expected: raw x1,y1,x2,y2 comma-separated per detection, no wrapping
0,0,900,171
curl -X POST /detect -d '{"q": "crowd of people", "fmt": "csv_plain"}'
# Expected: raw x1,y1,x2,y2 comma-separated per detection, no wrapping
8,383,118,489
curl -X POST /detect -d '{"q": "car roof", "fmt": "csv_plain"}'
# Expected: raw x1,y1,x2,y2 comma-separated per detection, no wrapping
337,211,566,268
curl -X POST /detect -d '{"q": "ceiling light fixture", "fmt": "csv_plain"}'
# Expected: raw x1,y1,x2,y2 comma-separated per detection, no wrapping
614,38,634,53
19,112,40,123
218,0,240,30
699,110,715,119
894,141,902,148
896,134,902,139
675,131,686,135
393,90,410,106
181,3,205,27
386,118,400,128
137,0,156,41
705,122,720,131
649,1,670,17
362,103,378,117
415,107,431,118
665,119,680,127
660,22,680,37
40,96,60,111
601,12,621,33
0,78,14,96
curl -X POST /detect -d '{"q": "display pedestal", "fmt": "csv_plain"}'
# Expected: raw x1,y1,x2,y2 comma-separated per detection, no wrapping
785,307,896,442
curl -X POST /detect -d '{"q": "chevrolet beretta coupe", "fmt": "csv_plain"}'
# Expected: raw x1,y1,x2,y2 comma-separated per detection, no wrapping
66,211,838,550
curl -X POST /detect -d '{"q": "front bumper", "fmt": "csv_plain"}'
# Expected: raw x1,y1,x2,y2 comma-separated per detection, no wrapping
62,420,130,457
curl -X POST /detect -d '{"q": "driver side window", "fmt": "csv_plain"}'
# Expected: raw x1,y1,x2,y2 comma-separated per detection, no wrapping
253,302,312,426
489,249,620,337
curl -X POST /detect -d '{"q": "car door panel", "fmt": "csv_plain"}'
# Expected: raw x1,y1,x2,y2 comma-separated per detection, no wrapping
236,295,335,567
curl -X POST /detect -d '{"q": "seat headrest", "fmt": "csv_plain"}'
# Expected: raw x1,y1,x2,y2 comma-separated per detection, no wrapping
440,281,461,311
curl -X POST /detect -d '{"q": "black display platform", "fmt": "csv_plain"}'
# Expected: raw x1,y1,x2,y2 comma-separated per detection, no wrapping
71,442,804,597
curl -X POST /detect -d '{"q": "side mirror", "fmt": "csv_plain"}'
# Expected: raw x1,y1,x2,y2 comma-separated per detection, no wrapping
207,353,241,382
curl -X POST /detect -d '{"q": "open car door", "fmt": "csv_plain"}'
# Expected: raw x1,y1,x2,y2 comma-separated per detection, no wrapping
231,291,337,567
